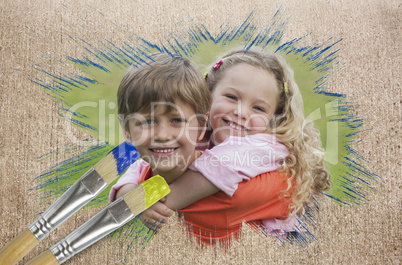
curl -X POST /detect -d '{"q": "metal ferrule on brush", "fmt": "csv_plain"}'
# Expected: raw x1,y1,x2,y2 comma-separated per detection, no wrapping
50,197,134,264
28,168,108,241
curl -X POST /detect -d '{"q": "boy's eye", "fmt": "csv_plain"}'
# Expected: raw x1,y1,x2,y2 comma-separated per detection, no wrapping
141,119,154,125
225,94,237,101
172,118,186,123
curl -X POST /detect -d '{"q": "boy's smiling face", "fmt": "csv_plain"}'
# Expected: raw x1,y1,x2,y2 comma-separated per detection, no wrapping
121,100,206,183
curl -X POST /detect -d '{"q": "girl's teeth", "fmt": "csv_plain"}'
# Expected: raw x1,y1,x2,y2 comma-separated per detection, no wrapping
228,121,247,131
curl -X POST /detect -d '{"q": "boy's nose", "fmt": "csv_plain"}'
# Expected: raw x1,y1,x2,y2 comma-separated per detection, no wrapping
153,124,171,141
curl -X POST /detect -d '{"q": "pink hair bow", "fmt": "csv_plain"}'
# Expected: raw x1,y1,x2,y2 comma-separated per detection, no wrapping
213,60,223,70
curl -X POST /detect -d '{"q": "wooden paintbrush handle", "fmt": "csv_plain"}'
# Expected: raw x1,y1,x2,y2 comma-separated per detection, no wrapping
0,228,39,265
26,249,59,265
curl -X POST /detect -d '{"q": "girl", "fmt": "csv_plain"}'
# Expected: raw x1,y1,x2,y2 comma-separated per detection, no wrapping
111,48,331,243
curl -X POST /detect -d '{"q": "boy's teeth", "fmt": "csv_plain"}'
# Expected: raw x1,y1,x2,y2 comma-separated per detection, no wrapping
152,148,175,153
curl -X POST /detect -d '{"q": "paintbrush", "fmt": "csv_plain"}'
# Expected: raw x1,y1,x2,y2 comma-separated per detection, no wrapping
0,141,139,265
26,175,170,265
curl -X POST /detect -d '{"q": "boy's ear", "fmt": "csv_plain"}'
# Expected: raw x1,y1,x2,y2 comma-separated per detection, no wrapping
118,116,132,142
197,112,209,141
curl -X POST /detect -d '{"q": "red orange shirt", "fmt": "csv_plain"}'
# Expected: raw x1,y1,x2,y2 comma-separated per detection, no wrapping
136,164,292,244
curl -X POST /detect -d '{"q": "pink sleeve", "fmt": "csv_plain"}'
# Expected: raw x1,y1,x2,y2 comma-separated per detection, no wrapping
108,159,149,202
189,134,289,196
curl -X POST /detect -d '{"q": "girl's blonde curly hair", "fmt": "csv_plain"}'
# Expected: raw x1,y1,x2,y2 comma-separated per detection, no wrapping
206,48,332,214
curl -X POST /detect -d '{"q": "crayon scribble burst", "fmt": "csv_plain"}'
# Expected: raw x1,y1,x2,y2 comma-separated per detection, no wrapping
29,6,378,252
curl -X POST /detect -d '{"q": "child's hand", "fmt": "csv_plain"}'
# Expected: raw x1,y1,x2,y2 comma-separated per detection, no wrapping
139,201,173,231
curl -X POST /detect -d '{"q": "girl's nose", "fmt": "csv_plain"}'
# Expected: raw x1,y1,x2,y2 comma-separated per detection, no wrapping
233,102,250,120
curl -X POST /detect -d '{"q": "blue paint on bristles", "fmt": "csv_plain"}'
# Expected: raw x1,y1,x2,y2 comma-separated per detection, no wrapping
111,141,139,176
32,142,138,207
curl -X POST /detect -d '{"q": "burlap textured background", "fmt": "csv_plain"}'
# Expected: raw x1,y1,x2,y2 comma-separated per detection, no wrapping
0,0,400,264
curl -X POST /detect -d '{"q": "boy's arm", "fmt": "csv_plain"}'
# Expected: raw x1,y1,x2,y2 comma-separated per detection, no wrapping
109,159,147,202
111,159,174,230
116,183,174,231
139,202,173,231
115,183,137,199
163,169,219,210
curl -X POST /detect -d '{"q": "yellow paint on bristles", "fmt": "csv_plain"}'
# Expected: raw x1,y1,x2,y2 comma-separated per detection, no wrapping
123,175,170,215
93,152,118,185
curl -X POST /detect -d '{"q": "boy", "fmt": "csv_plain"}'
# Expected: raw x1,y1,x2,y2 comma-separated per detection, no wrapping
110,53,213,227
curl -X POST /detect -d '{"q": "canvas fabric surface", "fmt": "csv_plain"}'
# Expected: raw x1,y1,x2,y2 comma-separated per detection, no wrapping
0,0,400,264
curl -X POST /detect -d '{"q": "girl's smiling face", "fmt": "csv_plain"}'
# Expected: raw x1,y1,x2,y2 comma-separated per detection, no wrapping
209,64,279,144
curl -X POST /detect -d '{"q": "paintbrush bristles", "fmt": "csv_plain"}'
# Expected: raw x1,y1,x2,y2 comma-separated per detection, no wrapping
123,175,170,215
93,152,119,184
123,185,147,215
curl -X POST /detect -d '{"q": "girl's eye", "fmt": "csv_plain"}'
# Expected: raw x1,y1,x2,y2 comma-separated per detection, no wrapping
225,94,237,101
253,106,266,112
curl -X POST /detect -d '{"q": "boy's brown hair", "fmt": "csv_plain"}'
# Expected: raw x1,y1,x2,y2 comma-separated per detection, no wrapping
118,53,211,129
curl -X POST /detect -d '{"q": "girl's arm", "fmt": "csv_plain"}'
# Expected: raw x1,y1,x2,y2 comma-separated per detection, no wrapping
164,134,288,210
188,134,289,196
164,169,219,210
